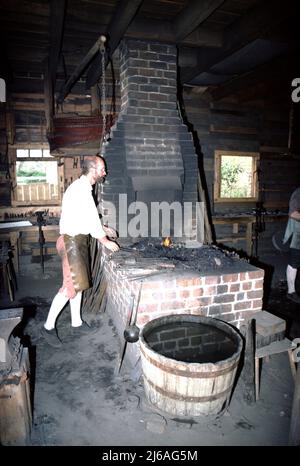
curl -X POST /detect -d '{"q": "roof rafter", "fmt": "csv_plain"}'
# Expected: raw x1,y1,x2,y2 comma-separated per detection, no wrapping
181,0,296,83
173,0,225,42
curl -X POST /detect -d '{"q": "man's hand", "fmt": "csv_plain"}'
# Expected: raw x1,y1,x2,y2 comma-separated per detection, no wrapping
99,236,119,252
103,225,118,239
291,210,300,221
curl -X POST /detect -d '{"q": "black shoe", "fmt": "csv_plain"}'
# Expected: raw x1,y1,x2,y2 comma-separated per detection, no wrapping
41,327,62,348
287,292,300,304
71,321,97,336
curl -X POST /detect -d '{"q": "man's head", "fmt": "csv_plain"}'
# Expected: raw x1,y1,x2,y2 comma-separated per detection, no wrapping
81,155,107,184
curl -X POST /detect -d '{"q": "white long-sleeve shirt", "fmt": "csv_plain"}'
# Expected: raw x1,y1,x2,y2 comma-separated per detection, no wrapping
59,175,106,239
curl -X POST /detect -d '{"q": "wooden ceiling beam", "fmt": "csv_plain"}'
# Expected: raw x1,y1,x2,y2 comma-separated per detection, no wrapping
57,0,143,101
209,51,298,101
49,0,66,87
57,35,106,103
85,0,144,89
173,0,225,42
125,17,222,47
45,0,66,133
181,0,296,83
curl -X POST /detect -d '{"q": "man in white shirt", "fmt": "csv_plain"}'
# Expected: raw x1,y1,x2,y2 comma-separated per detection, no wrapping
42,155,119,347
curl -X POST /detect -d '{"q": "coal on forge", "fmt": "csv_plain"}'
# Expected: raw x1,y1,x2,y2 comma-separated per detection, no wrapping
124,239,246,275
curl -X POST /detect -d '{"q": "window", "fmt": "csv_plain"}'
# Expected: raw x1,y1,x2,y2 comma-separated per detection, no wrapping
214,150,259,202
12,146,62,205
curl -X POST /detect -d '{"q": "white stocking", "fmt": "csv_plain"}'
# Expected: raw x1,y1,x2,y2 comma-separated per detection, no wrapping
44,291,69,330
287,264,297,294
70,291,83,327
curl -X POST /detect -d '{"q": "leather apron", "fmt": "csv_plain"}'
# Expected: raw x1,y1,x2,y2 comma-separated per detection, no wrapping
63,234,91,292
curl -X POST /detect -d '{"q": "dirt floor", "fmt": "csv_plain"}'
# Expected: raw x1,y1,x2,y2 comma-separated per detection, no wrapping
2,249,300,448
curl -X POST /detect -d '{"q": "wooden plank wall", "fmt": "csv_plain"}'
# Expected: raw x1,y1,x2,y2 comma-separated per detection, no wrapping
0,106,11,206
182,89,300,256
0,64,119,212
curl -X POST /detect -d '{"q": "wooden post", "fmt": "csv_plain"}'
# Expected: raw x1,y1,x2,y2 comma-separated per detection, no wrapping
197,173,212,244
289,363,300,446
240,319,256,405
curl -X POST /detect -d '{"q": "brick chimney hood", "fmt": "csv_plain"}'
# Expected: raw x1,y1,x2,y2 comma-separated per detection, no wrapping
101,39,199,241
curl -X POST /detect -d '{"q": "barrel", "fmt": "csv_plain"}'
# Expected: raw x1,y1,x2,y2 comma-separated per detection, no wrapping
139,314,243,417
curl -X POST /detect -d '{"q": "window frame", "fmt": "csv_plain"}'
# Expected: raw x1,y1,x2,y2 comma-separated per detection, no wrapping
214,150,260,203
10,143,63,207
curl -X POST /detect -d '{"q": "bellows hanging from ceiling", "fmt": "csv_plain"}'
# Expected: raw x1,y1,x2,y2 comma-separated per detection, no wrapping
47,115,114,154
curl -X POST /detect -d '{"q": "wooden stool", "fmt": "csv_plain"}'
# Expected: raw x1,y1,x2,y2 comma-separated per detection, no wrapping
255,338,297,401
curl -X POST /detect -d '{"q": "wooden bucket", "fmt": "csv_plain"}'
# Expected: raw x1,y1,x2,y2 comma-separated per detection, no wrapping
139,314,243,417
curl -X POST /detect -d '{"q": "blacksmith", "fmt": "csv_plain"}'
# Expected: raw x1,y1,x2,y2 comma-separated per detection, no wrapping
42,155,119,347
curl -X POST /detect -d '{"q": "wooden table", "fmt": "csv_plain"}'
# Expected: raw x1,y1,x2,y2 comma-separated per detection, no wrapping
213,213,288,256
0,221,33,273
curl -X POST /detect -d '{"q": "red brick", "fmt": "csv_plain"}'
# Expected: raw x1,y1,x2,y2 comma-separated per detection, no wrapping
191,277,202,286
192,288,203,297
176,278,193,287
208,304,232,316
247,290,263,299
185,298,201,308
139,303,159,313
204,285,217,296
218,312,236,322
254,279,264,289
161,301,185,310
230,284,240,292
198,297,213,306
179,289,191,298
237,310,261,321
239,272,247,281
242,282,252,291
252,299,263,309
234,301,252,310
217,284,228,294
222,274,239,283
204,276,221,285
190,309,206,316
138,315,151,325
214,294,235,304
248,270,264,280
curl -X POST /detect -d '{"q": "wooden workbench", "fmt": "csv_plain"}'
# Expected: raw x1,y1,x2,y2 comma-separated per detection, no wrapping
0,221,60,271
213,213,287,255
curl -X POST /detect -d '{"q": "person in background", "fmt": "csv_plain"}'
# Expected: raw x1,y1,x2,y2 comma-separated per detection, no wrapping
283,187,300,304
41,155,119,347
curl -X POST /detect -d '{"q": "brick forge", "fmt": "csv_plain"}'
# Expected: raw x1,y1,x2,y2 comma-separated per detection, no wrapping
103,249,264,366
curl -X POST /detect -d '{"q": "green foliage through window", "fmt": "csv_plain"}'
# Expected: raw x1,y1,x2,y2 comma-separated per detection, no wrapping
220,155,253,198
214,151,259,202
